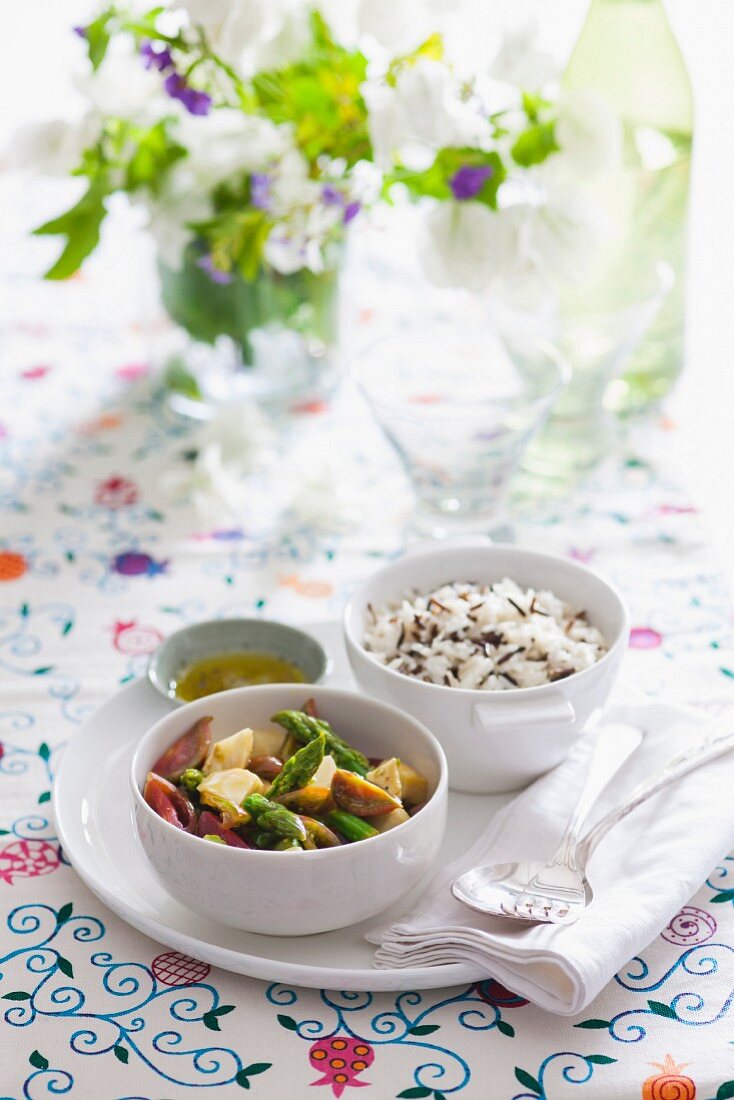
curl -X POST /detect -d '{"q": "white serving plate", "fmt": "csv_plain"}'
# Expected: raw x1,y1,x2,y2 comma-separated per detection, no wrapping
54,621,506,990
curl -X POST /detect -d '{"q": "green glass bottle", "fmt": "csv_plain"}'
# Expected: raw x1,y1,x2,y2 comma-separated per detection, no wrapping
563,0,693,418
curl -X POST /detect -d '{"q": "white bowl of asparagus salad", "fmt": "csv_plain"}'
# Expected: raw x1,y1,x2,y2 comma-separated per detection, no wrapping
130,683,447,935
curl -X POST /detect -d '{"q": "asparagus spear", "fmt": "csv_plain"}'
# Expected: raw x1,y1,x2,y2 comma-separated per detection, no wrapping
326,809,379,843
267,732,326,798
179,767,205,793
242,793,308,844
271,710,369,777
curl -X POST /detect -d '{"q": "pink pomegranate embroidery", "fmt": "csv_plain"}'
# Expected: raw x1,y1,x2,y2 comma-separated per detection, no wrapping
151,951,211,986
629,627,663,650
115,363,149,381
309,1036,374,1096
111,620,164,656
0,839,60,884
95,476,139,509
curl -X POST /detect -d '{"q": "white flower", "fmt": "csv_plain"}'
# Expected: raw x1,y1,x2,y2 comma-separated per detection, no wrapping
267,147,321,214
174,110,288,190
357,0,431,55
288,461,362,533
143,169,212,269
74,52,164,124
418,201,502,292
554,90,623,176
247,0,311,73
489,16,558,90
365,60,490,169
180,0,284,66
9,114,100,177
264,203,342,275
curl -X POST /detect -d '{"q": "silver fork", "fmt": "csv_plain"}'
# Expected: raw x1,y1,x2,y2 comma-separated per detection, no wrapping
511,722,643,922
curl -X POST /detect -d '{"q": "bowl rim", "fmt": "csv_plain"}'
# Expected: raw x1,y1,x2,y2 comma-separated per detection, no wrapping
343,544,630,699
146,616,330,704
130,683,448,861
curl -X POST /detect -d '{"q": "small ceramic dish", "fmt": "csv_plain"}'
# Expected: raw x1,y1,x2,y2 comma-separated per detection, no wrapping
147,618,329,704
344,543,630,794
130,683,448,935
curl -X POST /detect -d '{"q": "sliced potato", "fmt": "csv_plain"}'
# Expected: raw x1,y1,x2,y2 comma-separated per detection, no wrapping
309,753,337,789
203,729,253,775
252,727,286,758
375,807,410,833
366,758,402,800
397,762,428,807
198,767,264,827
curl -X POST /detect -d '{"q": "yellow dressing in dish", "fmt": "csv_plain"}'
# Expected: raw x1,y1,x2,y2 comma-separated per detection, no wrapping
174,652,306,701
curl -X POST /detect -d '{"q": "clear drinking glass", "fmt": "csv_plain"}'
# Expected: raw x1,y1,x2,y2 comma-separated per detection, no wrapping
352,324,569,539
491,262,673,483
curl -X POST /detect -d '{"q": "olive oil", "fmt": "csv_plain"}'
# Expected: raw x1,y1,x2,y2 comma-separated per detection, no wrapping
175,652,306,701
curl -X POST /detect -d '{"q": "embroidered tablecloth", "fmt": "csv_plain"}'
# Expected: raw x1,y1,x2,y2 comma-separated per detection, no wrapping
1,225,734,1100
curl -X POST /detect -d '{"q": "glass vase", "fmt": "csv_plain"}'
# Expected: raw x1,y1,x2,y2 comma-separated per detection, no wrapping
158,244,342,418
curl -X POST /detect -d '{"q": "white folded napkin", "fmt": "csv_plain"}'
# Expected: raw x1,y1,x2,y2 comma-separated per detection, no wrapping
367,699,734,1015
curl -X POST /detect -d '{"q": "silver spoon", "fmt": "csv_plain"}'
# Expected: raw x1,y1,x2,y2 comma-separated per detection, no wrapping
453,724,734,925
452,721,642,924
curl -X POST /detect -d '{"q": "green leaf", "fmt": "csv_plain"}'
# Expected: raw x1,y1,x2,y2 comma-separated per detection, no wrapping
710,890,734,903
434,1093,447,1100
408,1024,439,1035
62,621,73,635
38,791,51,804
20,602,29,617
212,1003,236,1017
38,742,50,761
202,1011,221,1031
0,829,9,836
717,1082,734,1100
511,121,559,167
56,955,74,979
647,999,677,1019
574,1018,611,1029
497,1019,515,1037
241,1063,271,1077
3,991,31,1001
34,178,109,280
720,667,734,679
113,1045,129,1064
514,1068,542,1095
235,1070,251,1089
83,7,115,70
33,667,54,676
396,1089,432,1099
277,1013,298,1031
29,1051,49,1071
164,360,203,402
125,121,186,194
586,1055,616,1064
392,147,506,210
56,902,73,925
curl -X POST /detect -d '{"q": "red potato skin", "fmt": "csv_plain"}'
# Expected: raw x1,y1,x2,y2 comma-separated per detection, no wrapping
144,773,197,832
196,810,252,848
151,716,212,782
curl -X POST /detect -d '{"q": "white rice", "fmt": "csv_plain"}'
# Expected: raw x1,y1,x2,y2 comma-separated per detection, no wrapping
363,579,607,690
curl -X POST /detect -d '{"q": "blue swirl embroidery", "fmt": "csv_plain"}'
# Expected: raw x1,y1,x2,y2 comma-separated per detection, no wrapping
512,1052,615,1100
0,904,268,1090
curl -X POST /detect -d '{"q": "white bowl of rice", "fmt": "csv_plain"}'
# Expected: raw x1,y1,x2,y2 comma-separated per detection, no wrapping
344,544,629,793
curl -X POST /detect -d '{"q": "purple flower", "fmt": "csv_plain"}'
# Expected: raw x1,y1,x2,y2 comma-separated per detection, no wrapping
343,201,361,224
321,183,343,206
196,254,233,285
250,173,271,211
73,24,87,38
140,39,174,72
164,72,212,117
449,164,493,202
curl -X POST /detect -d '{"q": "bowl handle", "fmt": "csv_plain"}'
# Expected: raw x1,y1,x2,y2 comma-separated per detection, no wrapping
472,693,576,731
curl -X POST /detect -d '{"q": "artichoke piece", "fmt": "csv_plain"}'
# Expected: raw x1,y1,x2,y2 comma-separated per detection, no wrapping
397,762,428,807
196,810,251,848
366,758,402,800
275,785,334,815
144,773,197,832
325,809,379,843
298,816,342,848
309,753,337,789
375,807,410,833
331,769,402,817
252,728,287,758
151,716,212,783
267,732,325,798
203,728,253,775
197,768,264,828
